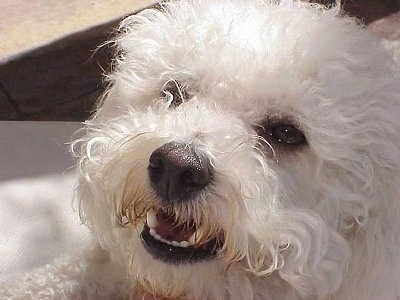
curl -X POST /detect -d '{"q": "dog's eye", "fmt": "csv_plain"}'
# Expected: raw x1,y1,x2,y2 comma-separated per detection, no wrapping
259,123,307,146
162,81,187,108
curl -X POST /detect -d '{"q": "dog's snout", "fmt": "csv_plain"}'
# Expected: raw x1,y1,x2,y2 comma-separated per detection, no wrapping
148,142,212,202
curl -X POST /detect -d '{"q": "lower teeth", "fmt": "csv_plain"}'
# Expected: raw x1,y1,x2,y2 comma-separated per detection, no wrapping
149,227,191,248
146,210,206,248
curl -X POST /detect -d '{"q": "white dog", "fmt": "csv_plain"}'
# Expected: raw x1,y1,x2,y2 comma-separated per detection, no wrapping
72,0,400,299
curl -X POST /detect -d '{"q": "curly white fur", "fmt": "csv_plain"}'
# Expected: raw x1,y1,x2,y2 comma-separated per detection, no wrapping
15,1,400,299
72,0,400,299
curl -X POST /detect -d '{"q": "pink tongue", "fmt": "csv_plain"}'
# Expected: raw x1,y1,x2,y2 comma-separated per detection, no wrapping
155,210,196,242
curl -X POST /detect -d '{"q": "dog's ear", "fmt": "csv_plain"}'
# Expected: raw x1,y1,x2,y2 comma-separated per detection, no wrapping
246,210,349,298
278,226,349,298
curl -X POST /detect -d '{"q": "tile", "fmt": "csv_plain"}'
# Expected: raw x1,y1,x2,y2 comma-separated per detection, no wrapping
26,89,102,121
0,35,111,116
0,0,154,63
0,85,19,120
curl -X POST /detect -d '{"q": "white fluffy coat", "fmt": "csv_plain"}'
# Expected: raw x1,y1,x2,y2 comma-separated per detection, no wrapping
75,0,400,299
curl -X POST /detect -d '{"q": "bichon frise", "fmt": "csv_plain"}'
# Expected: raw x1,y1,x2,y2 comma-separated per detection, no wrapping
74,0,400,299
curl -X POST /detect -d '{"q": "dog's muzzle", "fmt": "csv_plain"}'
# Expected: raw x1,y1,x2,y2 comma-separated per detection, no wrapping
141,142,223,264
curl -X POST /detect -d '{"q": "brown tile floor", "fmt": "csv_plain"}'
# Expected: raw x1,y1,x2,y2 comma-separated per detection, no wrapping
0,0,153,121
0,27,114,121
0,1,399,121
0,30,113,121
0,0,154,62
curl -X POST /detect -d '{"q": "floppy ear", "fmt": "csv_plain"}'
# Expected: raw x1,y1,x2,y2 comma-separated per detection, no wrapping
245,208,349,298
278,220,349,298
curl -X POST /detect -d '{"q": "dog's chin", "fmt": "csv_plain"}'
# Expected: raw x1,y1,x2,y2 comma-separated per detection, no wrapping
139,206,224,264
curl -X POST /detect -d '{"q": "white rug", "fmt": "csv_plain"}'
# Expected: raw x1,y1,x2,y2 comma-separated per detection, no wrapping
0,122,90,282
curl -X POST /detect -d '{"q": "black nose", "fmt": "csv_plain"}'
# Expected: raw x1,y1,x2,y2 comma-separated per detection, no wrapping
148,142,212,202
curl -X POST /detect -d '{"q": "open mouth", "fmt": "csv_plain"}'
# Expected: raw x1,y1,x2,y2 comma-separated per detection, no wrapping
140,207,223,264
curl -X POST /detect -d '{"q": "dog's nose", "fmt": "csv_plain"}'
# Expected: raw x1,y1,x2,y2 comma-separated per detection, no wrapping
148,142,211,202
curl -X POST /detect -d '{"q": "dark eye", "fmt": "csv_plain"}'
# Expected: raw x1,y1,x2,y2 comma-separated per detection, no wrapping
259,123,307,146
162,81,187,108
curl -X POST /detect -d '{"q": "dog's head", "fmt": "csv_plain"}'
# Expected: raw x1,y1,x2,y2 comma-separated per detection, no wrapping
74,0,400,298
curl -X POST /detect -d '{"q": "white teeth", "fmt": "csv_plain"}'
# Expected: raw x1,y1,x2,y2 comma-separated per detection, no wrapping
171,241,180,247
149,230,191,248
148,225,191,248
146,210,158,228
149,228,161,240
179,241,190,248
146,210,206,248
